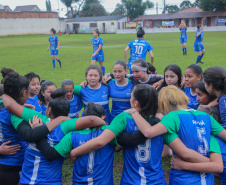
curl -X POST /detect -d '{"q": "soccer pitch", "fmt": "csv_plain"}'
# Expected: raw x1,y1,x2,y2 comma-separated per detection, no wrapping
0,31,225,184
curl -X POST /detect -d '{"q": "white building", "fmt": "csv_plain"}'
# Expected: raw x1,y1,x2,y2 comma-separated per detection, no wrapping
65,15,128,34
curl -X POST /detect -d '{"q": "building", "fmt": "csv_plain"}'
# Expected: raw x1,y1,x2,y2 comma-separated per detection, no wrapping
65,15,128,34
134,10,226,28
14,5,41,12
0,4,12,12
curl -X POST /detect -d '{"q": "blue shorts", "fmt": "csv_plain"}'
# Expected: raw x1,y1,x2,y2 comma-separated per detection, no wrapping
194,42,204,52
180,37,187,44
50,50,58,55
91,54,104,62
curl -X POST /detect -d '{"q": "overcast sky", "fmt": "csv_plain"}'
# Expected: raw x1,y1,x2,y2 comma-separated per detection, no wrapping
0,0,195,17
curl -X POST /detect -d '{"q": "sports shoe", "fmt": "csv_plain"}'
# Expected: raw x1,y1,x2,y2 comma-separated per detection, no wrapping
198,60,204,64
53,66,56,68
184,51,187,55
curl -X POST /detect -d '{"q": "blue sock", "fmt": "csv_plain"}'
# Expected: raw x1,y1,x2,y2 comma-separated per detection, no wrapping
182,48,184,52
185,48,187,52
57,58,61,63
200,53,204,60
52,60,55,67
101,66,105,75
196,55,202,64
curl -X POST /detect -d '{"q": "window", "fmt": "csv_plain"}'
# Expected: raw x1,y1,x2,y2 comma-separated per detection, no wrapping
111,22,114,25
90,23,97,27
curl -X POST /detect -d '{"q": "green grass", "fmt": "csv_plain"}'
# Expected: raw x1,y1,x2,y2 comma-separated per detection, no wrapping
0,31,225,184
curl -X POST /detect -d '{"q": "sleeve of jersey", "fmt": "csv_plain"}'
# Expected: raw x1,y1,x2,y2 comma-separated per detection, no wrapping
210,116,224,136
21,107,48,123
127,41,132,48
218,96,226,126
10,114,23,129
159,112,180,134
147,43,153,51
56,36,59,41
209,135,221,154
73,85,81,96
106,112,128,136
164,133,179,145
60,118,78,135
99,38,103,45
54,132,73,157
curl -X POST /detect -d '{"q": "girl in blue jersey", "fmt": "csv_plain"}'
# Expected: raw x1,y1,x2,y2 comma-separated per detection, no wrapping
179,22,187,55
25,72,42,112
0,72,30,185
184,64,202,109
203,66,226,128
61,79,82,118
91,29,105,75
2,88,106,185
74,65,111,123
47,28,62,68
194,24,205,64
195,81,217,109
38,80,56,115
162,64,182,89
124,27,154,73
71,84,166,185
109,60,134,122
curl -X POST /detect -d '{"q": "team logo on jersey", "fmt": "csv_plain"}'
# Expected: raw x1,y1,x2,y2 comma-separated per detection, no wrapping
129,89,131,93
103,91,105,95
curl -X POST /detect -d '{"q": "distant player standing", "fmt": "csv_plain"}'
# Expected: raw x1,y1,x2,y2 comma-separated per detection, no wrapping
124,27,154,74
179,21,187,55
47,28,62,68
194,24,205,64
91,29,105,75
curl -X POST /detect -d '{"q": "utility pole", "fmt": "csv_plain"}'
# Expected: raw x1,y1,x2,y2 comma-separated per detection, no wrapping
163,0,166,14
156,2,158,14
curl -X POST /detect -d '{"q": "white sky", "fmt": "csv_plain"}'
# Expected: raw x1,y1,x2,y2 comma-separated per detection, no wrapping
0,0,195,17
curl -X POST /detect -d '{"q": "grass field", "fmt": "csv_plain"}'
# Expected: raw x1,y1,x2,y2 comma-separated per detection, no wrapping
0,31,225,184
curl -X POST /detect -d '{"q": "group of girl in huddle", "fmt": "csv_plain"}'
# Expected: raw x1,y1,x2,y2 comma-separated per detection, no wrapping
1,61,226,185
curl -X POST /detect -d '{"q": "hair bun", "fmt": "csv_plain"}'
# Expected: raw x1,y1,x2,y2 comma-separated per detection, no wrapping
139,27,143,30
51,88,66,99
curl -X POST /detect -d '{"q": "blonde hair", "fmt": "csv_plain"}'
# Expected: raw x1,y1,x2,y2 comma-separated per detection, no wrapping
158,85,189,114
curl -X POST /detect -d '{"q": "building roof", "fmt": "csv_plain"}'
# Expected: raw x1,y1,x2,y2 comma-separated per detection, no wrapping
66,15,126,22
135,11,226,21
178,8,202,13
14,5,40,12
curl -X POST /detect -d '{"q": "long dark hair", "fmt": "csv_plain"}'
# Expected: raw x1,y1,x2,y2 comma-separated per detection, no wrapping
163,64,182,87
83,102,105,117
133,84,158,117
203,66,226,96
38,80,56,104
48,88,70,118
3,72,29,104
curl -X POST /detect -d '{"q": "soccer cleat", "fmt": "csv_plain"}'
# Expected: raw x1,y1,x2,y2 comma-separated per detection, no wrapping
53,66,56,68
198,60,204,64
183,51,185,55
59,61,62,67
184,51,187,55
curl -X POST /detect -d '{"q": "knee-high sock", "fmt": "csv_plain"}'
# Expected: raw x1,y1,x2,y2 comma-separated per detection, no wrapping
196,55,202,64
52,60,55,67
101,66,105,75
200,53,204,60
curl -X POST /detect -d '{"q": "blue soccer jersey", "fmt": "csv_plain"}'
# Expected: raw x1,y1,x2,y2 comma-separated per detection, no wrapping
55,126,115,185
180,27,187,39
127,39,153,67
216,137,226,185
69,95,82,118
194,30,204,51
18,108,79,185
25,95,42,113
218,94,226,128
49,35,58,51
162,110,224,185
108,79,133,122
107,112,166,185
41,104,47,116
195,30,204,42
0,106,27,167
185,87,200,110
73,85,111,123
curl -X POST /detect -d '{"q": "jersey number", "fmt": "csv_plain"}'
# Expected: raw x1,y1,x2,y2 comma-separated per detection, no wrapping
196,127,209,155
135,46,143,55
136,139,151,163
87,151,95,174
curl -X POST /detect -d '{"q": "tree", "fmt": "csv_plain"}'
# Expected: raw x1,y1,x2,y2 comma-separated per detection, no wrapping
192,0,200,8
61,0,73,17
200,0,226,11
74,0,85,16
180,0,193,9
46,0,52,12
111,3,126,16
121,0,154,20
163,4,179,13
81,0,108,17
